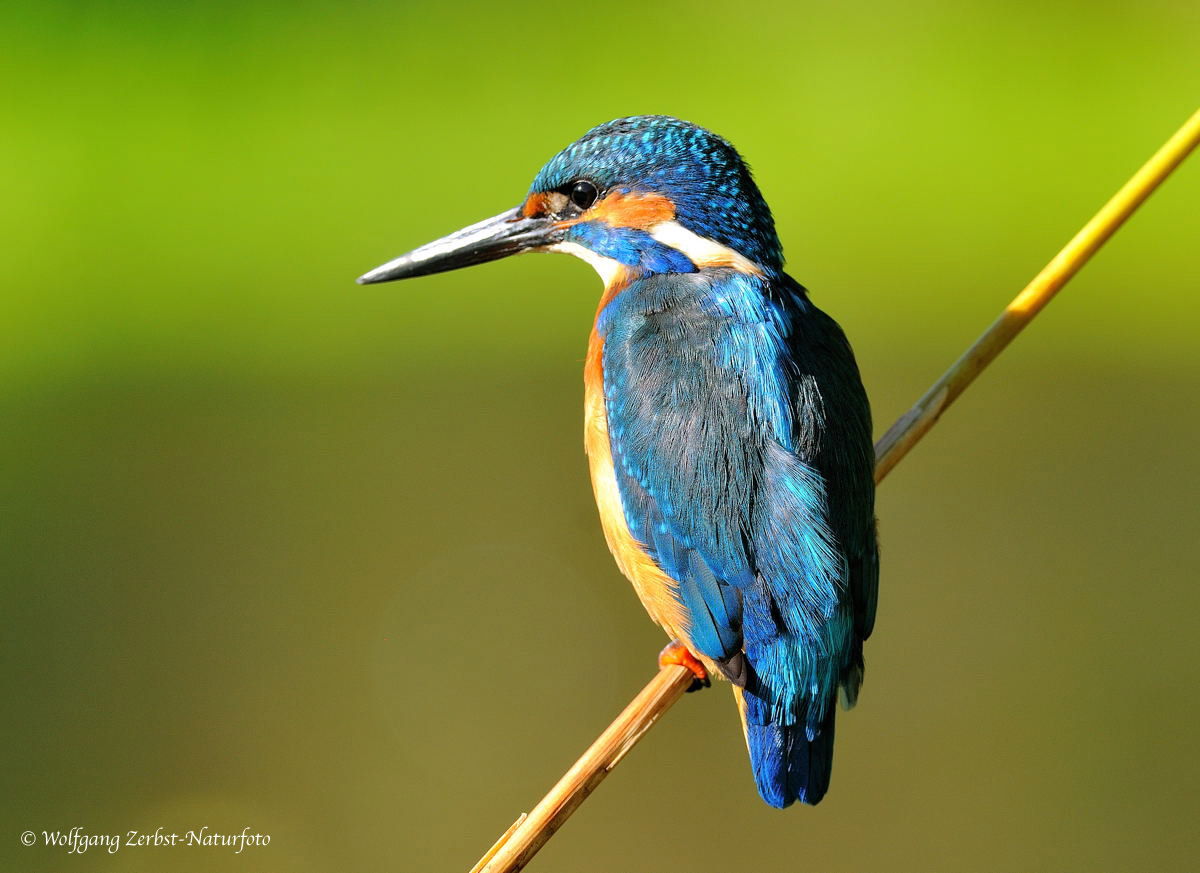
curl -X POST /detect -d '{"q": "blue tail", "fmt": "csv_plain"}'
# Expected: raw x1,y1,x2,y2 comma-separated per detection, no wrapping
744,700,836,808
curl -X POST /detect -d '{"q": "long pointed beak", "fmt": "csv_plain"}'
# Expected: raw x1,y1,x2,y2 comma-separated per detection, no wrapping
356,206,563,285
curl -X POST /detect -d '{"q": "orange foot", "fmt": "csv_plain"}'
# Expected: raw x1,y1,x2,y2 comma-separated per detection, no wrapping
659,640,710,692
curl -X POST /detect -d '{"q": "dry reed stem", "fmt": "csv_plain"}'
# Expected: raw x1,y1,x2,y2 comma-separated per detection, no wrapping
471,106,1200,873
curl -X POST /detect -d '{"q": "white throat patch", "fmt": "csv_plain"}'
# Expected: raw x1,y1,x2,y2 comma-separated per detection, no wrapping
548,241,625,288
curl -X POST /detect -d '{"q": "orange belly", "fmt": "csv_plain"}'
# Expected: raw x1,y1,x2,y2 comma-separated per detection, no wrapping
583,326,694,648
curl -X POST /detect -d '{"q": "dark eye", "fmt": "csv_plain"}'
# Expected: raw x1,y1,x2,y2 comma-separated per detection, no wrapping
569,180,598,210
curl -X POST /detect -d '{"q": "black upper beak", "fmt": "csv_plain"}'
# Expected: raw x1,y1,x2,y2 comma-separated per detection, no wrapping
356,206,563,285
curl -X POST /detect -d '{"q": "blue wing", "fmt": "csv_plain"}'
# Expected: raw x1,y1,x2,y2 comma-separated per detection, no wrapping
599,270,877,806
783,284,878,705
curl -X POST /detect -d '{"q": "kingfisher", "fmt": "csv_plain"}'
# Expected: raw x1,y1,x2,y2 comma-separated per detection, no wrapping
358,116,878,807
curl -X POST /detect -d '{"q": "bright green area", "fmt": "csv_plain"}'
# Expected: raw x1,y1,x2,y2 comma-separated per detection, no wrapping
3,2,1198,871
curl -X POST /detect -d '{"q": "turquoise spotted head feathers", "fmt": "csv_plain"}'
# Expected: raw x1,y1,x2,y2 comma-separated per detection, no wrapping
529,116,784,275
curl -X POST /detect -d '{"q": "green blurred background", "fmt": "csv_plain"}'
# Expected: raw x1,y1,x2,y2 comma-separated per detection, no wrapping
3,1,1198,870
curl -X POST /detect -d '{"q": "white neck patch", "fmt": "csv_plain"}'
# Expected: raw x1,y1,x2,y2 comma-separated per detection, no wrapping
648,220,762,275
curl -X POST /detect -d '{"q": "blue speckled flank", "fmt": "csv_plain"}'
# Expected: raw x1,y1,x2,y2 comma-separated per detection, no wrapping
532,116,784,274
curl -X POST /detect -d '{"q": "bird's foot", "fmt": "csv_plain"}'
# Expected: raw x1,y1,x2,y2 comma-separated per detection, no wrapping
659,640,710,692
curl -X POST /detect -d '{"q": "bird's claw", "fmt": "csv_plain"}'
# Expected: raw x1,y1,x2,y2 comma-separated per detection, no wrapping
659,640,710,692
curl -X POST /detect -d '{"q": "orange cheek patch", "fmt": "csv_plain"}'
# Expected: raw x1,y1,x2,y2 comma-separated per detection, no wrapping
588,190,675,229
529,188,674,229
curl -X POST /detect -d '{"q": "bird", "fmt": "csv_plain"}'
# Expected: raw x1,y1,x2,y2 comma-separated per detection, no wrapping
358,115,878,807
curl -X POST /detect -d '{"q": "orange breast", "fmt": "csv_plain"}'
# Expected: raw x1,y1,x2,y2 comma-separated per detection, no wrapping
583,321,692,644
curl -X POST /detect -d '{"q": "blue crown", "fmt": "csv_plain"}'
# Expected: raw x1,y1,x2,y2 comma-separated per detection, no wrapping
531,116,784,273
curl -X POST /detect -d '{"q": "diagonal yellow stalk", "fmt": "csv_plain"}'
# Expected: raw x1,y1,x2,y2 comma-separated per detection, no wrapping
470,106,1200,873
874,106,1200,482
